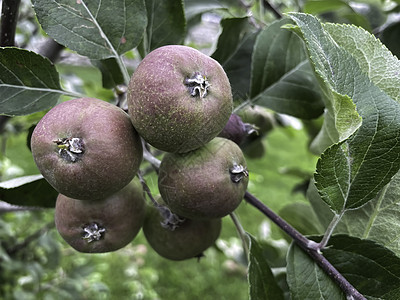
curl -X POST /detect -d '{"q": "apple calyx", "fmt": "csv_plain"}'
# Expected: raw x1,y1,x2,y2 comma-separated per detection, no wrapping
82,222,106,243
229,164,249,183
184,72,210,98
53,137,85,162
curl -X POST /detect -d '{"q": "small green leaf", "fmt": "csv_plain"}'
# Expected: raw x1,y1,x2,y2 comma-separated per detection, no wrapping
247,234,284,300
0,48,62,116
33,0,147,59
250,18,324,119
212,17,257,100
0,175,57,208
287,241,345,300
141,0,186,54
287,13,400,212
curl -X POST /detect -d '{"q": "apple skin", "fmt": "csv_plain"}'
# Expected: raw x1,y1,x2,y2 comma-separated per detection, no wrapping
31,98,143,200
218,113,248,145
158,137,249,219
55,178,146,253
143,202,221,261
127,45,233,153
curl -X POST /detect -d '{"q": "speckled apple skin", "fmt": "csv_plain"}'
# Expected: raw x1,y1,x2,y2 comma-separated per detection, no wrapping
143,202,221,261
55,178,145,253
158,137,249,219
127,45,233,153
31,98,142,200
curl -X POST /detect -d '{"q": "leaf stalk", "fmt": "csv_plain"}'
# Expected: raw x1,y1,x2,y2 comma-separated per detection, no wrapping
318,211,345,249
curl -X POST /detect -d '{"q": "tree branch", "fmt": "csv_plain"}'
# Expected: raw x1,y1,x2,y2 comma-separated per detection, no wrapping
0,0,21,131
244,191,366,300
0,0,21,46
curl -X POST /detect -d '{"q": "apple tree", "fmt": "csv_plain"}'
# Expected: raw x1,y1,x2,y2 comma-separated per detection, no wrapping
1,0,400,299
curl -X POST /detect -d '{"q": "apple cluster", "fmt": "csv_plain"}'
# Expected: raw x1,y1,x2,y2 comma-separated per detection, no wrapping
31,45,251,260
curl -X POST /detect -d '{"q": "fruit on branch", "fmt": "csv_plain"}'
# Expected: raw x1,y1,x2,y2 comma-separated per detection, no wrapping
238,105,275,135
158,137,249,219
55,178,146,253
127,45,233,153
236,105,275,159
31,98,143,200
218,113,257,145
143,201,221,260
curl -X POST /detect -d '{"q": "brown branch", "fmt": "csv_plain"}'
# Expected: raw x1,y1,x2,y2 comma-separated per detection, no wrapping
244,191,366,300
0,0,21,46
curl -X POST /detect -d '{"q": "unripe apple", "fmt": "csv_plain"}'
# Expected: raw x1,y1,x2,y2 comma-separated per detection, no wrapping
127,45,233,153
55,178,145,253
143,201,221,260
31,98,142,200
158,137,249,219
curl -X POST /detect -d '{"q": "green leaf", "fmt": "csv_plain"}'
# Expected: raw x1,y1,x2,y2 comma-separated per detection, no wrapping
323,235,400,299
303,0,350,15
279,202,324,236
212,17,250,65
32,0,147,59
250,18,324,119
287,13,400,212
306,180,336,229
286,241,345,300
288,235,400,299
0,175,57,208
0,48,62,116
91,58,124,89
310,170,400,257
212,17,257,100
309,92,361,155
247,234,284,300
141,0,186,54
324,23,400,102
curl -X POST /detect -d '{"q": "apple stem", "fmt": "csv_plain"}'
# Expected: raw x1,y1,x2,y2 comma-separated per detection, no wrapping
137,172,185,231
229,212,249,265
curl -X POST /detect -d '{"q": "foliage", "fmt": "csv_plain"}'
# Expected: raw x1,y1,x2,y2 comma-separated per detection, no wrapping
1,0,400,299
